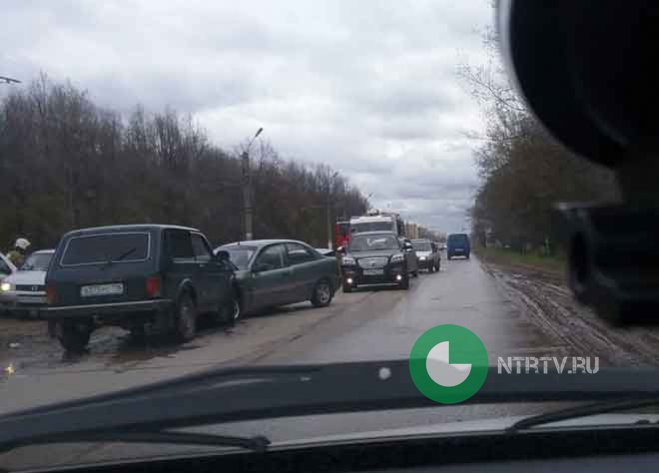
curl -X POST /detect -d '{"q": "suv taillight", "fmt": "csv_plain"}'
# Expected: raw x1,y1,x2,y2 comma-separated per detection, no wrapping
46,283,57,305
145,275,162,298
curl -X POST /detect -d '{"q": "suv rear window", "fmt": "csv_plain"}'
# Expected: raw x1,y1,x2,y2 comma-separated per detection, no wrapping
448,234,469,245
61,233,150,266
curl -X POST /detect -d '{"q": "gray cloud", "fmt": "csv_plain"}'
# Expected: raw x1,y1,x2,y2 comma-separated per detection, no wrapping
2,0,490,233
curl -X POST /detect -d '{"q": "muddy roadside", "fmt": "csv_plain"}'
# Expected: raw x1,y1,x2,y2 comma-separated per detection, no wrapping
479,256,659,367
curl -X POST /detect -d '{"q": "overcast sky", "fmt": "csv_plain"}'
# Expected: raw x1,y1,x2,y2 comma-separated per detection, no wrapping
2,0,492,233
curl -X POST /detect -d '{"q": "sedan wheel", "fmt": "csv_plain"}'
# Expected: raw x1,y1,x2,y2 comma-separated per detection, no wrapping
311,280,333,307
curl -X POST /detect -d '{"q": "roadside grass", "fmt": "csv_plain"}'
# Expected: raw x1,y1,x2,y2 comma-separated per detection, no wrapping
475,245,566,276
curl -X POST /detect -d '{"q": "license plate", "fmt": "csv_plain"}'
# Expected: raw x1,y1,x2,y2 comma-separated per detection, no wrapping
363,269,384,276
80,283,124,297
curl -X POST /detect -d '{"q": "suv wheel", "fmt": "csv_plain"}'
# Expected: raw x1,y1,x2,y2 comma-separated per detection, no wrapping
56,321,92,353
311,279,333,307
129,325,147,342
399,275,410,290
428,263,435,273
175,293,197,342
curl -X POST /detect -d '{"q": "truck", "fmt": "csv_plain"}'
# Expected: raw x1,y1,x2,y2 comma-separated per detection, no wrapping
349,210,405,237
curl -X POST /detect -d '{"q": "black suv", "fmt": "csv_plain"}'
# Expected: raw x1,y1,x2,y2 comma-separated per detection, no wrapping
340,231,418,291
44,224,237,352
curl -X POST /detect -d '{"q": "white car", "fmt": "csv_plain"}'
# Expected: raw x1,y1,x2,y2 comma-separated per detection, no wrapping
0,249,54,318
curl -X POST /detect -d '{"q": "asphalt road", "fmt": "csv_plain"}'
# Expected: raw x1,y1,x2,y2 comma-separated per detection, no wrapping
0,255,565,415
2,254,657,469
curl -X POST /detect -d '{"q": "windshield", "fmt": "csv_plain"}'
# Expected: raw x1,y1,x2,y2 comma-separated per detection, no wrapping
222,246,256,270
351,222,393,233
0,2,649,470
349,234,400,252
20,253,53,271
412,241,431,252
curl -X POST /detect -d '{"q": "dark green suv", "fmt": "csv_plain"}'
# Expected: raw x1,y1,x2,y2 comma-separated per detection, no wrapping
44,224,237,352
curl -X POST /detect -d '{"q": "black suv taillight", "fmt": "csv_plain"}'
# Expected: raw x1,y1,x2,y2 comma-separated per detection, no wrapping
46,283,57,305
145,275,162,298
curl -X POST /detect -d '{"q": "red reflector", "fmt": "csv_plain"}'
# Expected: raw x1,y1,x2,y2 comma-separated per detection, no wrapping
46,284,57,305
146,276,162,298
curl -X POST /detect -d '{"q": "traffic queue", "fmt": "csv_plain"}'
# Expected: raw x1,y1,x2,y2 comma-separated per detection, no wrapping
0,213,468,352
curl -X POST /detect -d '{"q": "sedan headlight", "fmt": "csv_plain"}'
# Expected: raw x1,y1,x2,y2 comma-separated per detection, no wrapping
390,254,404,264
342,256,356,266
419,256,427,261
1,282,12,292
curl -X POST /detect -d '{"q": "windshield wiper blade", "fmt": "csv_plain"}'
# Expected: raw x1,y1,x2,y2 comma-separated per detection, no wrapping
114,247,137,262
508,396,659,432
1,429,269,454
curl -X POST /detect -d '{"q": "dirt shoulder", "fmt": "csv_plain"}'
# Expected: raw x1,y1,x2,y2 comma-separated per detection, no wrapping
479,255,659,367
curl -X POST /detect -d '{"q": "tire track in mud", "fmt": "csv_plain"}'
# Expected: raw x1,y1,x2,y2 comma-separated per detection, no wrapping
482,262,659,367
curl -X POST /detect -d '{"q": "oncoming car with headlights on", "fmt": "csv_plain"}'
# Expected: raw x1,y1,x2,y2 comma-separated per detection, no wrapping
411,238,441,273
340,231,417,292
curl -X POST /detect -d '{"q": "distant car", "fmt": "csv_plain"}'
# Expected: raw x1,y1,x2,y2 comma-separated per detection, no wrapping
411,239,441,273
216,239,340,315
447,233,471,260
340,231,418,292
43,224,237,352
0,252,16,281
0,249,54,318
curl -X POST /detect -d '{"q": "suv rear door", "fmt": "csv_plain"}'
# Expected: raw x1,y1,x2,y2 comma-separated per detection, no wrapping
191,232,231,311
51,231,155,306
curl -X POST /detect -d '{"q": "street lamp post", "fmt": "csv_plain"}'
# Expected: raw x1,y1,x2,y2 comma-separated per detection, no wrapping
327,171,339,249
241,127,263,241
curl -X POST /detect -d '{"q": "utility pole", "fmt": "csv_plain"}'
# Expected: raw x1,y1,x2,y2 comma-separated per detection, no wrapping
327,171,339,249
241,127,263,241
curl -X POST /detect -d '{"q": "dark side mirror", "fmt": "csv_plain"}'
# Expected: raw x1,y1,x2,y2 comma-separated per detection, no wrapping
215,250,230,261
403,241,413,251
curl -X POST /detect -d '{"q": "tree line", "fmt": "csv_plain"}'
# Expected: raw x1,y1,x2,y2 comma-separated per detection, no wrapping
463,29,620,254
0,74,369,251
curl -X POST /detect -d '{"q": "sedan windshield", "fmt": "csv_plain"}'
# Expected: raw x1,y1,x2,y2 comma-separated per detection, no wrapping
349,234,399,252
351,222,392,233
223,246,256,269
20,253,53,271
412,241,431,251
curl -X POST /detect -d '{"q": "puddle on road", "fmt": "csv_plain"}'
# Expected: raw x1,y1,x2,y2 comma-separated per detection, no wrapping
0,315,241,376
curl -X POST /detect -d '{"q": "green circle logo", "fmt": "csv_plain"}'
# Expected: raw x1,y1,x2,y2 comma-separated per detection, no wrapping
409,324,488,404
